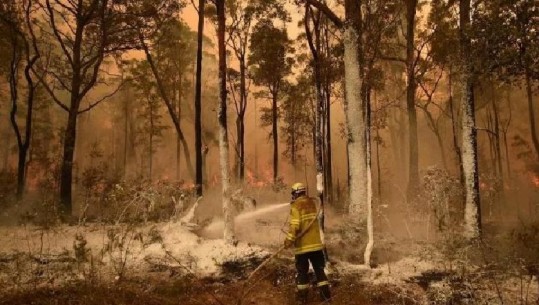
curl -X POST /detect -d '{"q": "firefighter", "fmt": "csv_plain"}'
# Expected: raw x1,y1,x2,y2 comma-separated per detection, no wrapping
284,182,331,304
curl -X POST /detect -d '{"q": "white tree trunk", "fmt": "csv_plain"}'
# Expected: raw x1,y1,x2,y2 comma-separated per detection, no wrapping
460,0,481,239
364,97,374,267
220,119,234,243
343,25,367,220
316,172,325,244
217,0,235,243
461,78,480,239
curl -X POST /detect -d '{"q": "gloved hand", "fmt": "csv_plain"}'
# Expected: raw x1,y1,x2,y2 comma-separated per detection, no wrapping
284,238,294,249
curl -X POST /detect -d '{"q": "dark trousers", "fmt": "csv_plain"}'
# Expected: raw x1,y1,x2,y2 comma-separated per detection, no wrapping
295,250,331,303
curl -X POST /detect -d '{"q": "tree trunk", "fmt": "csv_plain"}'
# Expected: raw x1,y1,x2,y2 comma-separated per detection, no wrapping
486,108,497,174
58,11,99,216
343,0,367,219
405,0,419,202
177,131,181,181
460,0,481,238
60,106,79,216
239,59,247,182
312,6,326,230
503,130,510,178
16,147,28,199
9,57,26,199
305,5,325,200
322,15,334,205
194,0,205,196
448,68,465,187
140,35,195,182
525,68,539,160
254,100,259,178
503,91,512,179
325,83,333,204
364,82,374,267
235,116,241,179
376,128,382,200
177,77,182,181
149,99,154,181
8,27,39,200
16,105,32,201
203,145,209,186
272,91,279,184
123,93,129,177
492,86,506,214
234,112,245,183
492,94,503,178
239,115,245,181
217,0,234,243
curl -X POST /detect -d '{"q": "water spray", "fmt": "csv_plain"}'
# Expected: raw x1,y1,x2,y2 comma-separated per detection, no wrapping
202,202,290,236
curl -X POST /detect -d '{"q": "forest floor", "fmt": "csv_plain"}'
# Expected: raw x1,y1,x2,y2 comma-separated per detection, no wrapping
0,201,537,305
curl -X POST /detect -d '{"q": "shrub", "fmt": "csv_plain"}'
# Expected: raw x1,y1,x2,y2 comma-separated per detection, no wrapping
417,166,463,232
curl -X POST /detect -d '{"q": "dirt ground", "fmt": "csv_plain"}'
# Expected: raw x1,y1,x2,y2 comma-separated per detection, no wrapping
0,265,424,305
0,195,538,305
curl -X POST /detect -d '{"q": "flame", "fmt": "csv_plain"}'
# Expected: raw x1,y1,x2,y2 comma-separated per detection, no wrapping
183,182,195,189
521,171,539,188
246,168,269,187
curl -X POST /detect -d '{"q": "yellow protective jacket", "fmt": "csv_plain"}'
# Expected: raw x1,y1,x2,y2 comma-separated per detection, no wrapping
286,195,324,255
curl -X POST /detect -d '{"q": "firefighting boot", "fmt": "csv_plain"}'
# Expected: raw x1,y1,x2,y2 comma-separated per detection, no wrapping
318,285,331,303
296,289,308,305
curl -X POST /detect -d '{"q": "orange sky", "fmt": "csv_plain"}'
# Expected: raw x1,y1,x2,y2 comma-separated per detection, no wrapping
180,2,304,41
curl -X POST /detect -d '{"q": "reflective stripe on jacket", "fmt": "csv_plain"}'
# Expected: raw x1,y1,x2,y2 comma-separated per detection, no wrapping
286,195,324,255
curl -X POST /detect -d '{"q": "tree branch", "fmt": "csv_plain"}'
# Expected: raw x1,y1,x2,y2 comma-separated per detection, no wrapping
190,0,200,14
380,55,406,63
476,127,497,136
34,70,70,112
78,80,125,114
53,0,77,15
79,0,108,99
304,5,319,60
44,0,73,66
8,30,24,148
301,0,343,29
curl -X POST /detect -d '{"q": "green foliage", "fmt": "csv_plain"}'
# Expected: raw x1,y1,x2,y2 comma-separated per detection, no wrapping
38,0,183,100
249,18,294,93
154,18,198,115
473,0,539,82
79,142,121,222
430,0,539,83
418,167,463,232
428,0,460,66
280,76,315,163
127,60,169,174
